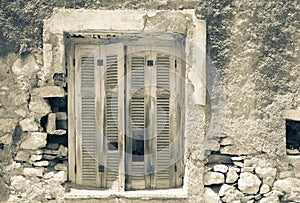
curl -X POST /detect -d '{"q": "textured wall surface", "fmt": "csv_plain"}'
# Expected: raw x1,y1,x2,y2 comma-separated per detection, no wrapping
0,0,299,202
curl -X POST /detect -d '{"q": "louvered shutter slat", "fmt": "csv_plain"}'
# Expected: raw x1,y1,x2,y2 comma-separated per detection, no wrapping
131,57,145,94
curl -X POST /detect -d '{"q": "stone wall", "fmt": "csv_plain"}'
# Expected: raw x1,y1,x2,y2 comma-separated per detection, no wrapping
0,0,299,203
0,53,68,202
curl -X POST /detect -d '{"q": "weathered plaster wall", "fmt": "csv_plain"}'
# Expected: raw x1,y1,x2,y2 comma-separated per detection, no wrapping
0,0,299,203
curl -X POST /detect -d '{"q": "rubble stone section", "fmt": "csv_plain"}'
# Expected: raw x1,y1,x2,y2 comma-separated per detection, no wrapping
203,149,300,203
0,53,68,202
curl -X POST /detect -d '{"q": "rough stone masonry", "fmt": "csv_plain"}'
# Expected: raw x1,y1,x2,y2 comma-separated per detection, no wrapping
0,0,299,203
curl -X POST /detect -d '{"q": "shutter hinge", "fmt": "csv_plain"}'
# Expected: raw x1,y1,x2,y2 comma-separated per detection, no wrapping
74,164,76,174
175,60,177,68
97,59,103,66
99,165,105,173
73,58,75,66
175,164,177,172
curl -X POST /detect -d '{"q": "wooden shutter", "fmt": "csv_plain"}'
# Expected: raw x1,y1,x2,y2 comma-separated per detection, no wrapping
126,51,147,190
125,46,184,190
100,43,125,190
152,51,184,189
155,55,171,188
75,45,100,187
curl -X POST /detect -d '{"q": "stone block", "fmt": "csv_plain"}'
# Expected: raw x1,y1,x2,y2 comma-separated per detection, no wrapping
284,193,300,202
205,139,220,152
274,178,300,193
30,154,43,162
54,163,67,171
286,149,300,155
23,167,44,177
233,161,244,168
204,172,225,185
15,151,30,162
0,118,17,133
44,171,55,179
58,145,68,157
32,86,65,98
207,154,233,164
46,113,56,134
33,161,49,167
53,171,67,183
43,154,57,160
220,137,234,146
0,133,12,145
14,109,27,118
3,161,21,172
29,97,51,119
220,145,240,155
255,167,276,186
203,187,220,203
290,159,300,178
12,54,40,78
231,156,244,161
19,118,39,132
10,175,30,191
226,167,239,183
213,164,228,173
263,176,276,187
43,149,60,155
20,132,47,150
55,112,67,120
278,171,294,179
238,172,261,194
219,184,244,202
242,167,254,173
255,167,277,178
54,129,66,135
260,184,270,194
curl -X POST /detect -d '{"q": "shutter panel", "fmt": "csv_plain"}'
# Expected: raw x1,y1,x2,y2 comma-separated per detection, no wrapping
156,55,171,189
126,53,147,190
75,45,100,187
105,54,119,187
101,43,125,190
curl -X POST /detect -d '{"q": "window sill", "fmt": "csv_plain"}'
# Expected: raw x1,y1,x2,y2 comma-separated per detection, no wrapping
64,188,188,200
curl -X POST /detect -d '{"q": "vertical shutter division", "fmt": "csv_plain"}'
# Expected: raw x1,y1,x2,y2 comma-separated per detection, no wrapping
156,97,170,186
156,54,171,189
105,54,119,187
126,50,147,190
130,97,146,189
101,43,125,190
75,45,99,187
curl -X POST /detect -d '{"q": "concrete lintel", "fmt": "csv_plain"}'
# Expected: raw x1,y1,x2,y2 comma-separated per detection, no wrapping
284,108,300,121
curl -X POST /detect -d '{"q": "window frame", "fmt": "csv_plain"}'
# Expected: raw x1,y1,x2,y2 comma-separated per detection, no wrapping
67,34,186,191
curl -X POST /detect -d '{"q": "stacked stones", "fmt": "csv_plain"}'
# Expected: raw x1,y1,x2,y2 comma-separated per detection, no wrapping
8,84,68,202
0,53,68,202
204,154,300,203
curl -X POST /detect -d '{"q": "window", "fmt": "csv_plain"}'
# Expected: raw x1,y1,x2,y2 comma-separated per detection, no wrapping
284,108,300,155
286,119,300,155
68,33,185,191
45,9,206,197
